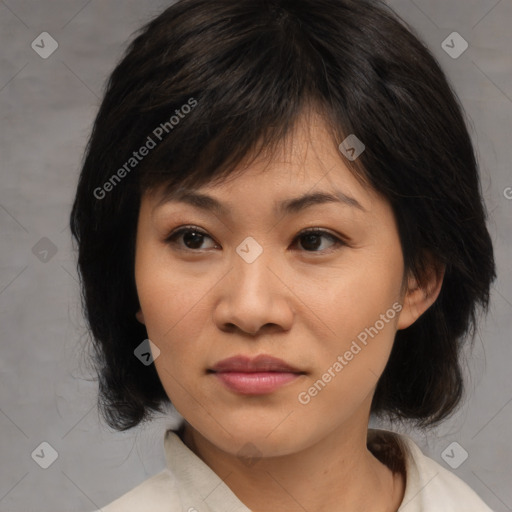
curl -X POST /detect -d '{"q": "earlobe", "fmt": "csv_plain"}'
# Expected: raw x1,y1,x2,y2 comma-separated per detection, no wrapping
397,259,445,330
135,308,145,325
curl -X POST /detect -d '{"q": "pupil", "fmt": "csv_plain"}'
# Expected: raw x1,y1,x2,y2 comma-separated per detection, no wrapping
184,231,203,249
302,234,320,250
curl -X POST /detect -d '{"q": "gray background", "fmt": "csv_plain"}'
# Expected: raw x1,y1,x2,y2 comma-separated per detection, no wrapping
0,0,511,511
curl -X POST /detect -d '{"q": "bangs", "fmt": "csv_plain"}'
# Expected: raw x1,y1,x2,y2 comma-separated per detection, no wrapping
97,0,372,206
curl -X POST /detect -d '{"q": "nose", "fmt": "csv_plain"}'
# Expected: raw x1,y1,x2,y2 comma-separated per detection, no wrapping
212,247,294,336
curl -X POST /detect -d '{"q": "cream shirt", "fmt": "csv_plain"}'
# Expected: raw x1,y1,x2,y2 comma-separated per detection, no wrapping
95,428,493,512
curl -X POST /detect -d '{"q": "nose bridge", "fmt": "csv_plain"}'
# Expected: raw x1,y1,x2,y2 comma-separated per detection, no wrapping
212,236,293,334
231,235,274,302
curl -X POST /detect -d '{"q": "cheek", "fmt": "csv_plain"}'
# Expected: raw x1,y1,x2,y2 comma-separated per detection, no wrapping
137,276,211,367
135,239,211,337
298,311,399,428
137,276,210,411
299,249,403,334
134,250,225,406
297,251,403,403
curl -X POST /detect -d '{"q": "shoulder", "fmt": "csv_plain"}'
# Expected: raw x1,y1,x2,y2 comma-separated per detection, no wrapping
94,469,182,512
368,429,494,512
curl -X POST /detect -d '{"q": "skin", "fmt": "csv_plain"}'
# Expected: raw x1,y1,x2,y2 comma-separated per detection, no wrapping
134,111,444,512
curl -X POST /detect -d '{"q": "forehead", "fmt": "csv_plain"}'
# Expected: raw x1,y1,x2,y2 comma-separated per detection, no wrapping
143,109,381,218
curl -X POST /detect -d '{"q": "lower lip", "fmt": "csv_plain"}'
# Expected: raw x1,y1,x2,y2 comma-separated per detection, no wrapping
212,371,302,395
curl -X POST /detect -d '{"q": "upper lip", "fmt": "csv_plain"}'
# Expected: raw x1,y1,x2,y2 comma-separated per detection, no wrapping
209,355,304,373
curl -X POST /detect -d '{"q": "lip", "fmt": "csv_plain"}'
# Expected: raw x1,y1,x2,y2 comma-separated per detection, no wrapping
210,354,303,373
209,355,306,395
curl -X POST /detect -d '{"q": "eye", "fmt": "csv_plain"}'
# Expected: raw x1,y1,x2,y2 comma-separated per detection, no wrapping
292,228,345,253
164,226,345,253
164,225,218,250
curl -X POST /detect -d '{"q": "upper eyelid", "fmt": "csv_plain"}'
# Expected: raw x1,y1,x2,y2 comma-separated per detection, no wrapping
167,225,340,238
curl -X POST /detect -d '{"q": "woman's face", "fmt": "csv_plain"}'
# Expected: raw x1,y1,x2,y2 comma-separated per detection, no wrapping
134,115,414,458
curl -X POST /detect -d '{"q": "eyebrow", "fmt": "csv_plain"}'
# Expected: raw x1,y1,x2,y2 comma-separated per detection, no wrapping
153,188,366,216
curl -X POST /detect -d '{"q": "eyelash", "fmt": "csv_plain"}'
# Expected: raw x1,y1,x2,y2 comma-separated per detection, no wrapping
164,225,346,254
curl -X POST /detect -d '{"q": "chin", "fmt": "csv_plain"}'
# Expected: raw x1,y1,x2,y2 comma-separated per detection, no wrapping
201,415,316,459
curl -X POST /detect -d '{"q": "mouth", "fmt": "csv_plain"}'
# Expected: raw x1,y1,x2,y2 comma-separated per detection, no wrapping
208,354,306,395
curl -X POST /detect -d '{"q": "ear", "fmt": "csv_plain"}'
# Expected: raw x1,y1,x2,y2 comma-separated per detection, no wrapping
135,308,145,325
397,254,445,330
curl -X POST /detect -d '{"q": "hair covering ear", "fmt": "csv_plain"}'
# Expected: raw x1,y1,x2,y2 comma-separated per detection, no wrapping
397,255,445,330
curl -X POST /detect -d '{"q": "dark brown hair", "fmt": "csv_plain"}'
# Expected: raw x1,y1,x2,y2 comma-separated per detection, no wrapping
70,0,496,431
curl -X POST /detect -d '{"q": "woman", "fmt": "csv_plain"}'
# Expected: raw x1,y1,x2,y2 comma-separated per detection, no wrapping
70,0,496,510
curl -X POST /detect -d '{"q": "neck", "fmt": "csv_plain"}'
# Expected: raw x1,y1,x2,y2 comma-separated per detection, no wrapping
182,418,404,512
